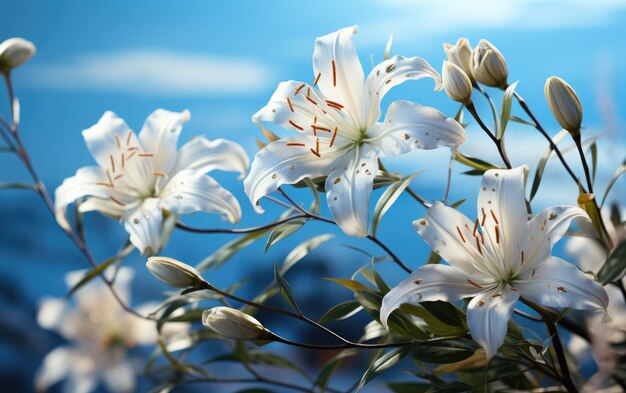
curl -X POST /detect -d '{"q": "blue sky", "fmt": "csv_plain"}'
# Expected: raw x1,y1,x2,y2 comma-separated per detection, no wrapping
1,1,626,390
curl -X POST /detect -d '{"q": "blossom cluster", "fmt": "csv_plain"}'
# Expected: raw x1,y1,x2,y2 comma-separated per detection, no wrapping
1,25,624,393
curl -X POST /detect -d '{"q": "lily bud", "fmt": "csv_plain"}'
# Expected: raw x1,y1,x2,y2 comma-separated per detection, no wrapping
202,307,272,340
0,38,36,74
146,256,203,288
442,61,473,104
443,38,473,80
544,76,583,136
471,39,508,89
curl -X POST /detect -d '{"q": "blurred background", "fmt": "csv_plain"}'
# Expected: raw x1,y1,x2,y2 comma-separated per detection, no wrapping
1,0,625,391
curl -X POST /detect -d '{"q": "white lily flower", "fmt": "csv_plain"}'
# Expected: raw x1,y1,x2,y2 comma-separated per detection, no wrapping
244,26,466,237
55,109,249,255
380,166,609,359
35,267,188,393
566,210,626,392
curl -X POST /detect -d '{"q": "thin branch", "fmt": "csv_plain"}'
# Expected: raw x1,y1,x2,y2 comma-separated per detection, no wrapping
176,213,309,234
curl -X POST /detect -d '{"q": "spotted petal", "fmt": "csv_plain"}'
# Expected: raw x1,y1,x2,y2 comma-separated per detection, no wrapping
82,111,138,169
123,198,163,256
313,26,368,129
365,56,442,125
525,206,590,271
325,145,378,237
244,135,344,213
414,202,496,280
138,109,190,173
477,166,529,274
368,100,466,158
518,256,609,322
380,264,482,328
173,136,249,179
467,285,520,359
160,170,241,224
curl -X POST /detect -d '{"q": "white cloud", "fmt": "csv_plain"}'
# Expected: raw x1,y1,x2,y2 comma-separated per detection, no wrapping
360,0,626,46
23,49,275,96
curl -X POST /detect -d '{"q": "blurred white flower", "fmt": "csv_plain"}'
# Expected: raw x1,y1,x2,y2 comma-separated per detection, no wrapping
35,267,187,393
566,209,626,392
0,37,36,73
245,26,466,237
381,166,609,359
55,109,249,255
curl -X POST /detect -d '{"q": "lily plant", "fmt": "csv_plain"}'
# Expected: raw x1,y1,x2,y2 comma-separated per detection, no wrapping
244,26,466,237
55,109,249,255
380,166,609,359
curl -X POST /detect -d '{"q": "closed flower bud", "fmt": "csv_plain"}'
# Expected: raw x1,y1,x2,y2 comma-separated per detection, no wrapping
442,61,473,104
544,76,582,136
443,38,473,80
0,38,36,73
202,307,271,340
146,256,203,288
471,39,508,89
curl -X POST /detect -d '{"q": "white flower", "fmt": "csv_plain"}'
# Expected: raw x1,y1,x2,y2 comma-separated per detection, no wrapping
0,37,36,73
471,39,508,89
244,26,466,237
545,76,583,135
443,38,473,80
442,61,473,104
202,307,271,341
380,166,609,359
566,210,626,391
146,256,203,288
35,267,187,393
55,109,249,255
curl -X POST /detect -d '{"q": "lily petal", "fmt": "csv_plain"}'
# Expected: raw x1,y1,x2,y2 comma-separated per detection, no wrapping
518,256,609,322
103,357,135,393
82,111,136,169
467,286,519,359
123,198,163,256
414,202,496,279
365,57,442,125
78,197,127,218
54,166,110,231
252,80,356,142
525,206,590,270
160,170,241,224
368,100,466,158
34,346,76,393
325,145,377,237
138,109,191,173
173,136,249,179
477,166,529,274
313,26,368,129
244,135,342,213
380,264,482,328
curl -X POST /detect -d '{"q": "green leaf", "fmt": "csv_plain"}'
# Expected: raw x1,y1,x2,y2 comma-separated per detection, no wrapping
409,338,477,364
66,242,134,296
281,234,334,274
0,182,37,190
372,172,420,235
454,152,501,174
590,142,598,185
388,382,471,393
509,115,536,126
601,164,626,208
318,300,362,324
196,230,270,271
304,177,321,214
597,240,626,284
313,349,359,392
498,81,518,139
356,345,416,391
274,265,302,314
530,130,569,201
324,277,373,293
265,220,306,252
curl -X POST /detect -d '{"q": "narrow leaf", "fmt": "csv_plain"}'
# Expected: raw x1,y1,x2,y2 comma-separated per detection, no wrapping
0,182,37,190
454,152,501,173
265,220,306,252
356,345,416,391
274,265,302,314
601,164,626,208
282,234,334,274
372,172,419,235
304,177,321,215
498,81,518,139
530,130,569,201
597,240,626,284
319,300,363,324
